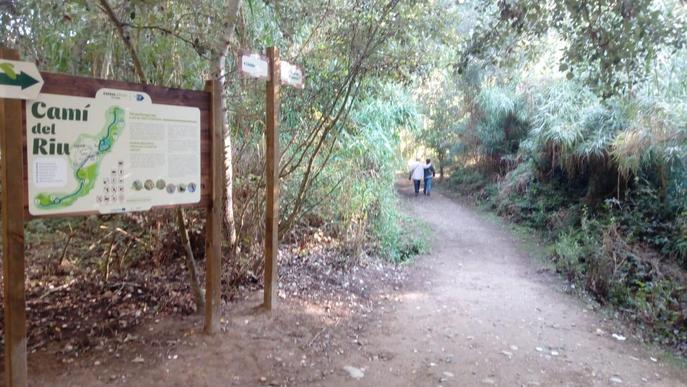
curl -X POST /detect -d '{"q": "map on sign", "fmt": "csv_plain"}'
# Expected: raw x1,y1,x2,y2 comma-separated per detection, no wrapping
27,89,201,216
34,105,125,210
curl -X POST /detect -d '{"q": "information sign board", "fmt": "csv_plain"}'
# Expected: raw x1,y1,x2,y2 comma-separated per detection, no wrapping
26,88,201,215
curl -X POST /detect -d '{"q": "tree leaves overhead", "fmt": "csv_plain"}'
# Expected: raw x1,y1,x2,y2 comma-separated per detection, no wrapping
555,0,687,97
456,0,687,98
453,0,551,76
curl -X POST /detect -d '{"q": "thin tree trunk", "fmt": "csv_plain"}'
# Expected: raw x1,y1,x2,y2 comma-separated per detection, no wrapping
176,208,205,311
57,223,74,269
104,234,116,282
212,0,243,254
438,154,445,181
97,0,146,81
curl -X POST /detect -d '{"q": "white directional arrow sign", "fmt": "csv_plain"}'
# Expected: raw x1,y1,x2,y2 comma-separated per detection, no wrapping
280,61,305,89
0,59,43,100
240,52,270,80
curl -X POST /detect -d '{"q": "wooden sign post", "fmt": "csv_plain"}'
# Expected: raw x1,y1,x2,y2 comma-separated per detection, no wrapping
1,47,28,387
240,47,304,311
0,47,223,387
263,47,280,311
205,79,223,333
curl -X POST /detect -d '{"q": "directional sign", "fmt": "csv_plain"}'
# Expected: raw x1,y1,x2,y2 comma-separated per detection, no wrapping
0,59,43,100
240,52,270,80
280,61,305,89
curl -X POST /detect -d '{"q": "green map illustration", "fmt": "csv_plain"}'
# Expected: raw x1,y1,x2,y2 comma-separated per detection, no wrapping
35,106,125,209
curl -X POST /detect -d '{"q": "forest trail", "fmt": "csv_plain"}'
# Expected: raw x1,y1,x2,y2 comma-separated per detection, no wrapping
28,181,687,386
324,180,687,386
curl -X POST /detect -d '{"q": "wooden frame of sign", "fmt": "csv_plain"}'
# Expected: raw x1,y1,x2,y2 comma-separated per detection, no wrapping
0,48,224,387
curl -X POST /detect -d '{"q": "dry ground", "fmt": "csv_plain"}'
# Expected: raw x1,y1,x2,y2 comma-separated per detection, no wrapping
14,181,687,386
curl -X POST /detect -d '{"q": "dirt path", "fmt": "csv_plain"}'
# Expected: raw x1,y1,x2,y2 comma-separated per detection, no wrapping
323,182,687,386
26,182,687,386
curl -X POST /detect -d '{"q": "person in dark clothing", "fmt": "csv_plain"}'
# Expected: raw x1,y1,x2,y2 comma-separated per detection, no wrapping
423,158,436,196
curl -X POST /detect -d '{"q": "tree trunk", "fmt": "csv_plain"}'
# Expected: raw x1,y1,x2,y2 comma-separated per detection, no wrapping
176,209,205,311
213,0,243,254
438,154,445,181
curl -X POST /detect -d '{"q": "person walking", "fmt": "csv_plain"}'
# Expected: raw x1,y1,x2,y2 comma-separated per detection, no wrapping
423,158,436,196
409,158,424,196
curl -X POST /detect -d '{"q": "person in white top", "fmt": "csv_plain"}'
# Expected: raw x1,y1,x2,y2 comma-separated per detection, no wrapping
408,158,425,196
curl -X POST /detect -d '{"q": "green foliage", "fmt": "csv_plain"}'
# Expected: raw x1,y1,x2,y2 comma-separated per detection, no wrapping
554,0,687,97
418,72,461,170
454,0,551,74
522,80,602,174
310,83,423,261
610,180,687,267
377,213,430,264
610,99,685,179
459,0,687,98
474,86,528,157
447,166,490,195
553,212,603,284
493,175,576,231
629,279,684,338
553,213,685,344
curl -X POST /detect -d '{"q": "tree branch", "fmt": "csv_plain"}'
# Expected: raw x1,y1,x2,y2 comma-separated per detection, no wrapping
97,0,147,84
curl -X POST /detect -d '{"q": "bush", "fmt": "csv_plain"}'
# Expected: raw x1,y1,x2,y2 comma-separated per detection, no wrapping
447,166,491,194
379,214,430,263
552,213,686,347
311,83,423,262
611,179,687,269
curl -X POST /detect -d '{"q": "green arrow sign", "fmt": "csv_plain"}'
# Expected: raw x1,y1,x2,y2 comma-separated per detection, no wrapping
0,71,40,89
0,59,44,99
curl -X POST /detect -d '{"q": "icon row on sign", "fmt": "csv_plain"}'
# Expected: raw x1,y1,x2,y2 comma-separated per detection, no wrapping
103,177,124,185
96,194,125,204
131,179,197,194
104,186,125,194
